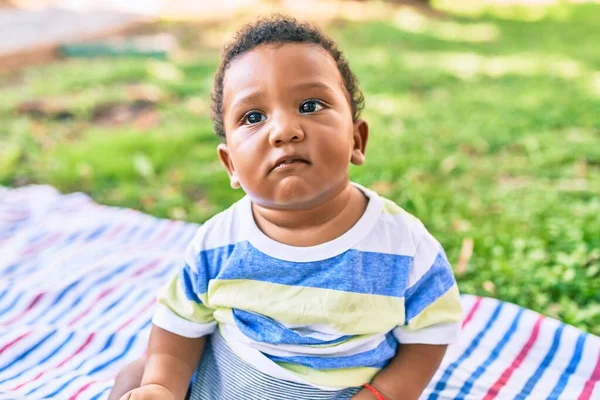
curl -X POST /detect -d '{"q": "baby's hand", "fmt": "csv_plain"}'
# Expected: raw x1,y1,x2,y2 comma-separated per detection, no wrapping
119,384,175,400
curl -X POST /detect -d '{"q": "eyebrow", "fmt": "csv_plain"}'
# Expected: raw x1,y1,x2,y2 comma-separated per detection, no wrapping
227,90,265,118
290,81,337,92
227,81,339,119
293,80,349,103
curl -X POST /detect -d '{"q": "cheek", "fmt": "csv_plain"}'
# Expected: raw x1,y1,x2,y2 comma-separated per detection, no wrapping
312,122,354,164
229,137,264,178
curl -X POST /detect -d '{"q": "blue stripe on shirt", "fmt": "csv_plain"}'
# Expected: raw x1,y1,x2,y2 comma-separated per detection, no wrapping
190,244,235,293
180,264,206,303
233,308,352,346
404,252,455,321
266,332,397,369
203,242,412,297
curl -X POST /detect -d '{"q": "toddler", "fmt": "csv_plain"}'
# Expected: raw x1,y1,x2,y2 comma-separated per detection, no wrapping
111,15,462,400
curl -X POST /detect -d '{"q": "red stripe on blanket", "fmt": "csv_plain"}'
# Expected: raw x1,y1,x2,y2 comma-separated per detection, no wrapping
69,380,95,400
0,331,31,355
68,259,161,327
57,333,96,367
70,377,112,400
1,293,45,326
0,212,30,222
21,232,62,256
118,298,155,331
67,288,116,326
106,223,126,239
10,333,96,391
483,315,544,400
10,371,46,392
10,371,43,391
155,223,173,240
131,259,161,277
462,297,482,328
578,350,600,400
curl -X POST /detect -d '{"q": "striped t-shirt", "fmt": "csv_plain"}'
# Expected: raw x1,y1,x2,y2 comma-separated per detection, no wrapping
152,184,463,390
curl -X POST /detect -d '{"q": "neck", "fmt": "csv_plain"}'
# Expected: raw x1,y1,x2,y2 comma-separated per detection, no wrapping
253,183,352,230
250,182,368,247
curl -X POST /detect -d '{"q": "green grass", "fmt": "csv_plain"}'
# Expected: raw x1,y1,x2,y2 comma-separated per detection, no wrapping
1,3,599,335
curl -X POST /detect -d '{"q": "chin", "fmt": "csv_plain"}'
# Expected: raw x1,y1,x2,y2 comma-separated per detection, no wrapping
244,176,341,210
271,178,322,209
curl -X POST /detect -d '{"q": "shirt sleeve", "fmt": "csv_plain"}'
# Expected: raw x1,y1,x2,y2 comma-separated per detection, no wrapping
151,228,217,338
393,231,463,345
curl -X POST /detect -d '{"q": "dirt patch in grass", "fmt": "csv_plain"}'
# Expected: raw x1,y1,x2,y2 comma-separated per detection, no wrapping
92,99,158,127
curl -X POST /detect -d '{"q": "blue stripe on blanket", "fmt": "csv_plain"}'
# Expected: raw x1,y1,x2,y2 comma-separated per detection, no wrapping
515,324,565,399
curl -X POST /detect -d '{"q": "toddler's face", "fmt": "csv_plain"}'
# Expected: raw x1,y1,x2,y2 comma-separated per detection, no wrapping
218,42,368,209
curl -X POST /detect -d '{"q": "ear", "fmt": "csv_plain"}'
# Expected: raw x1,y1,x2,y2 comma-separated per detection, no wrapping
350,119,369,166
217,144,241,189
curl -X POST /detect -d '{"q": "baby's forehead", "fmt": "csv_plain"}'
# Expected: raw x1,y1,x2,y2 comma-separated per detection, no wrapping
231,42,335,68
222,43,346,102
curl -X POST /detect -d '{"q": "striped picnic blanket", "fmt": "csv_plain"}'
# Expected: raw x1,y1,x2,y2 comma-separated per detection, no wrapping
0,185,598,400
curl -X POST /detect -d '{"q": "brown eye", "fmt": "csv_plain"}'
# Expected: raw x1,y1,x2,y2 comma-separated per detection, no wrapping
244,112,266,125
299,100,324,114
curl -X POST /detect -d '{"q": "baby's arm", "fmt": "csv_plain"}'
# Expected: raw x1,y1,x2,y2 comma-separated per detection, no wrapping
120,325,205,400
352,343,447,400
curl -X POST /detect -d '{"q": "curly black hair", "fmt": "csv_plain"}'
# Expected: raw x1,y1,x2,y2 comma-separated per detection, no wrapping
211,15,365,141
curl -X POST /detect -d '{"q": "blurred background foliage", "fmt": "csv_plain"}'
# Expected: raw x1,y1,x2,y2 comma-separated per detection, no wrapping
0,0,599,334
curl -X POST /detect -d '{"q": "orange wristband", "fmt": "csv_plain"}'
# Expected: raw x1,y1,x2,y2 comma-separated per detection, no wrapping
363,383,387,400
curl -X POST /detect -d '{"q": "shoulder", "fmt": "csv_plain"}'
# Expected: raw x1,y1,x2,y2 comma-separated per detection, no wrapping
185,197,247,264
358,191,438,257
366,194,455,295
379,196,430,244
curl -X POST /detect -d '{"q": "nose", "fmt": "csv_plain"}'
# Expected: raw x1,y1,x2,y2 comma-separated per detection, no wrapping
268,111,305,147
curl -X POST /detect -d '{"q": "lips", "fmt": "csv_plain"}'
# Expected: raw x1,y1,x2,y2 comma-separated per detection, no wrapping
270,155,311,172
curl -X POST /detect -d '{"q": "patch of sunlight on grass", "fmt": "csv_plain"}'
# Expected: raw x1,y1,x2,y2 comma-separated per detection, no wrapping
589,72,600,98
434,0,573,21
284,0,390,22
367,93,422,120
265,0,420,25
146,60,184,83
394,8,500,43
358,48,391,68
402,52,587,80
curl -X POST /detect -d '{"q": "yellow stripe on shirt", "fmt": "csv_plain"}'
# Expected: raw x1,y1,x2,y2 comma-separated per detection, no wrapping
207,279,405,334
157,272,215,324
406,283,462,331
